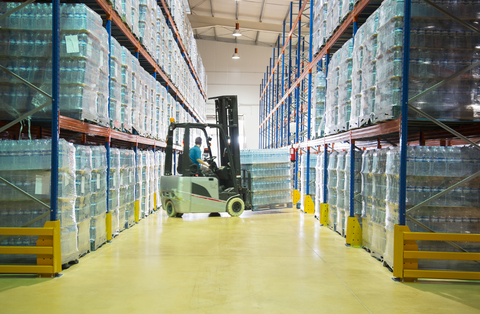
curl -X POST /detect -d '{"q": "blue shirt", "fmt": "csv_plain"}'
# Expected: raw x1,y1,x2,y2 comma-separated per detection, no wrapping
190,145,201,167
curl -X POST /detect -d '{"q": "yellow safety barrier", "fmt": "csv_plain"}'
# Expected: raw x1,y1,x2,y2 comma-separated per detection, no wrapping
106,212,112,242
320,203,329,226
153,193,157,211
134,200,140,223
0,221,62,277
346,216,362,247
393,225,480,281
303,195,315,214
292,189,301,205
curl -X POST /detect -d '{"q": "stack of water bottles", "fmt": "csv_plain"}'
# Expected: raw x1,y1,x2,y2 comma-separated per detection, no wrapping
335,152,348,234
109,148,121,236
336,38,354,133
313,0,327,54
382,146,480,268
121,46,133,133
240,149,292,210
344,149,363,218
360,150,386,257
360,150,374,248
369,149,387,259
0,139,78,265
90,146,107,251
314,152,326,218
111,38,123,130
408,0,480,120
324,51,340,135
299,153,318,211
0,3,109,125
326,151,338,228
314,70,327,138
74,145,92,257
135,151,143,220
119,149,136,229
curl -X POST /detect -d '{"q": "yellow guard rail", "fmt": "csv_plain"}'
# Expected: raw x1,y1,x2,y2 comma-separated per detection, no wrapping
393,225,480,281
0,221,62,277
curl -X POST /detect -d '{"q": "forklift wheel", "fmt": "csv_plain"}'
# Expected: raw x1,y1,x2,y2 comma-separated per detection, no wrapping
165,200,177,217
226,198,245,217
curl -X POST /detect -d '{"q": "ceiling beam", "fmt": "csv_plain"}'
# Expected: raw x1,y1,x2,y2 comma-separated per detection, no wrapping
259,0,266,22
194,35,276,47
189,14,284,34
209,0,214,17
190,0,206,10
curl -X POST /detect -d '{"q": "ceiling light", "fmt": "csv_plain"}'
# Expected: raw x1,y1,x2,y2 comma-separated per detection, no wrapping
233,23,242,37
232,48,240,59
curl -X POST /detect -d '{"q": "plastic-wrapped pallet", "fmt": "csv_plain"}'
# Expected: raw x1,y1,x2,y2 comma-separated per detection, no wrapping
335,151,347,234
136,150,144,218
373,0,404,123
153,151,160,210
110,37,122,130
0,3,109,126
326,151,338,229
131,56,141,134
74,145,92,257
121,46,133,132
131,0,140,39
337,38,354,132
359,11,379,127
314,70,327,138
344,149,363,218
324,50,340,135
109,148,121,236
349,25,364,129
369,149,387,260
90,146,107,251
384,146,480,270
240,149,292,211
300,153,317,212
0,139,78,265
341,0,353,21
314,152,326,218
407,0,480,121
119,149,135,229
360,149,374,249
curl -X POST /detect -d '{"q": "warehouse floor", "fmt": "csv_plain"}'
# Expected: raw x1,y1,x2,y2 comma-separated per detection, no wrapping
1,208,480,313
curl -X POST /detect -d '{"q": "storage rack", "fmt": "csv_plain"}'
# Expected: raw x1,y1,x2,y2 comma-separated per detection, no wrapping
259,0,480,280
0,0,201,275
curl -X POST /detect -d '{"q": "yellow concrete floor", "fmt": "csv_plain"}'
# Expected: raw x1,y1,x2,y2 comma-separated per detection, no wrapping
1,209,480,314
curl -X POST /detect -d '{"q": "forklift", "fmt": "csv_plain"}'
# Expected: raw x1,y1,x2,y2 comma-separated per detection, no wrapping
160,95,252,217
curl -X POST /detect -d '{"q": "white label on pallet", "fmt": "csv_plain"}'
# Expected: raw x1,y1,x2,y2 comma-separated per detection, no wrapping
35,175,43,194
65,35,79,53
97,173,100,189
81,176,85,194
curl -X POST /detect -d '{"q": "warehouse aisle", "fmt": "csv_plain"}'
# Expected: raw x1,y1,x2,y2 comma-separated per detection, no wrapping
1,209,480,314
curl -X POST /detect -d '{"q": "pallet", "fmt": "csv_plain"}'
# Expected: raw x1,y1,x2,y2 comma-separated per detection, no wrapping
62,258,79,270
125,220,135,229
252,202,293,212
90,237,107,252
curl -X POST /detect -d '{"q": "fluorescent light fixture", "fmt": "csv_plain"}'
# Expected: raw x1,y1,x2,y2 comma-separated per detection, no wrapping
232,48,240,59
233,23,242,37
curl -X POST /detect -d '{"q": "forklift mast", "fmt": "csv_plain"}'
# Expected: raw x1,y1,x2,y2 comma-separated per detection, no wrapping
211,96,241,177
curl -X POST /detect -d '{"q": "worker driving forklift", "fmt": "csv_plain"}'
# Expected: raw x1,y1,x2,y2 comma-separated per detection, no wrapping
160,95,252,218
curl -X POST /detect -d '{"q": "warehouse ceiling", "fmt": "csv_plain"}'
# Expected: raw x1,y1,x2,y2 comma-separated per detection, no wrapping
187,0,308,47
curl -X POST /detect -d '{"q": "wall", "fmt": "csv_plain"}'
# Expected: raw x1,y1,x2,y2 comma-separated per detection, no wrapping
197,40,273,149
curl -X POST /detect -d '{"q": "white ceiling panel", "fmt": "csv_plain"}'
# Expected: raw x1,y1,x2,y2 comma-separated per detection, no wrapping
188,0,303,46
